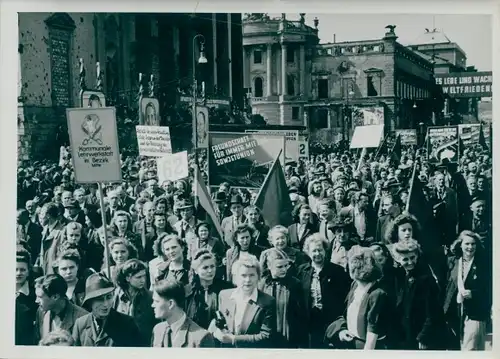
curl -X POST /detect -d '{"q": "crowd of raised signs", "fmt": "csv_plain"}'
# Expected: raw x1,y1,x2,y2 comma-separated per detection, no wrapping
15,136,492,350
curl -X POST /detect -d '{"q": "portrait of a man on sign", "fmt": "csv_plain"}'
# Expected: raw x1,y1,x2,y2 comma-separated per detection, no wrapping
196,106,209,149
83,91,106,108
140,97,160,126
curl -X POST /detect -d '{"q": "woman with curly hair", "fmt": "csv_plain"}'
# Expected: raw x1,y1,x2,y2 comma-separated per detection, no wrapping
326,245,393,349
101,237,138,283
443,231,491,350
186,222,226,278
307,179,323,215
384,213,421,245
114,259,157,345
391,239,445,350
225,224,262,284
110,210,144,259
185,249,233,329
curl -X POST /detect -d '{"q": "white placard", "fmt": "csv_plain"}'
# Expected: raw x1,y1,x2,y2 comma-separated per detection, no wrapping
136,125,172,157
350,125,385,149
246,129,299,162
67,107,122,183
157,151,189,183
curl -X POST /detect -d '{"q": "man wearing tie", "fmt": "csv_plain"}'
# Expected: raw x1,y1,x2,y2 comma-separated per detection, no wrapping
221,195,247,248
151,279,214,347
173,199,198,240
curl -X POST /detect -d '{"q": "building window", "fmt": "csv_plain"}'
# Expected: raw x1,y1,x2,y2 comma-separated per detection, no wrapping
254,77,263,97
313,109,329,129
292,106,299,120
287,48,295,63
287,75,295,95
253,50,262,64
318,79,329,99
367,75,378,97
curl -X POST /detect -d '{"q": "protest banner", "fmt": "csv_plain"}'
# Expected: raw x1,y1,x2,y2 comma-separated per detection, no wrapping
435,71,492,98
67,107,122,183
395,129,418,146
139,97,160,126
208,132,286,188
458,124,481,147
136,125,172,157
298,134,309,159
157,151,189,183
196,105,209,149
246,129,299,162
427,126,459,164
350,125,384,149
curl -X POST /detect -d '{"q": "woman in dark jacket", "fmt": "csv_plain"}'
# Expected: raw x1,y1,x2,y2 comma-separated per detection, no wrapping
443,230,491,350
391,239,445,350
296,233,351,348
155,234,192,287
185,249,233,329
326,245,393,349
113,259,158,345
15,247,36,345
225,224,263,284
259,248,307,348
244,205,270,249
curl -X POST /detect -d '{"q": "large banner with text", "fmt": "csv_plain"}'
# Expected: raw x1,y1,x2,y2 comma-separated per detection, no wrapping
208,132,286,189
427,126,459,164
435,71,492,98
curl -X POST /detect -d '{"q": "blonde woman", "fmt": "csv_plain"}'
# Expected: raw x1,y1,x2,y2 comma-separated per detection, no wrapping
443,231,491,350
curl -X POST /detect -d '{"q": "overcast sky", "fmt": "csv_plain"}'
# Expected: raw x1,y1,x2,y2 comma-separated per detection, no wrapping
276,14,492,71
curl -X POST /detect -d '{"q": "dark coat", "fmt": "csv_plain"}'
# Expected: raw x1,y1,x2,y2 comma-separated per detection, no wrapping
296,261,351,334
17,221,42,265
288,222,316,251
338,205,376,241
212,288,276,348
72,309,146,347
393,263,445,349
132,218,159,262
16,300,35,345
258,274,307,348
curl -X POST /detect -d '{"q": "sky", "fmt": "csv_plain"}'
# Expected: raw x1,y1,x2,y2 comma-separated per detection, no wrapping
275,14,492,71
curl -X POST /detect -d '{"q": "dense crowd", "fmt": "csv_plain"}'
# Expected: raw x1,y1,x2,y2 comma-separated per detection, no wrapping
15,137,492,350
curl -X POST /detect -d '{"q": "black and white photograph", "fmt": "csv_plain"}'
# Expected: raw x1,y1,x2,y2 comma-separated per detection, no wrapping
1,1,497,357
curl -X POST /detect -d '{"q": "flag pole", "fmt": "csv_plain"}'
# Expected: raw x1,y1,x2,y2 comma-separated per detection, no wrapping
356,147,367,172
405,154,419,212
374,133,387,159
255,149,283,202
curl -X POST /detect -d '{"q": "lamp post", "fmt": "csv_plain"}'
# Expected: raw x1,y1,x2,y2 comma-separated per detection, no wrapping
343,79,355,142
192,34,208,170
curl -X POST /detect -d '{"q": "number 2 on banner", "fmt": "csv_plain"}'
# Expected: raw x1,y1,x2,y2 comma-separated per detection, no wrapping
299,144,305,155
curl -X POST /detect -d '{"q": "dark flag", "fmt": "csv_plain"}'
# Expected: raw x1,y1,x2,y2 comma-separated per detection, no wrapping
253,152,294,227
479,124,488,150
374,133,390,159
388,134,401,164
458,136,465,159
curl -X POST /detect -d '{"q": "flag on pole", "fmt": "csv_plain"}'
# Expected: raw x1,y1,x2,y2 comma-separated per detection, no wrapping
254,151,294,228
479,124,488,150
193,166,224,239
388,134,401,164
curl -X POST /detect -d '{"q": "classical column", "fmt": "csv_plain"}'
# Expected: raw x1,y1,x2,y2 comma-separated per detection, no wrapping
227,14,233,98
327,107,332,128
300,44,305,95
242,47,248,89
266,44,272,96
212,13,217,87
281,43,287,96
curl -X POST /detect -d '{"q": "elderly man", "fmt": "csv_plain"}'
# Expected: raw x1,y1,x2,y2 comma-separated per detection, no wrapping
34,274,88,345
72,273,144,347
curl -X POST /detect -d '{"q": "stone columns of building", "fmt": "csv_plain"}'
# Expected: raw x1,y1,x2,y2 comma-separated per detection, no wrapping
212,13,217,87
242,47,248,89
266,44,272,96
327,107,332,128
281,43,287,96
227,14,233,98
280,104,285,125
300,44,305,95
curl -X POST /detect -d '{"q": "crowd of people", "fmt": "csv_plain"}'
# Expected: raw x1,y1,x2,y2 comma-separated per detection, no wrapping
15,135,492,350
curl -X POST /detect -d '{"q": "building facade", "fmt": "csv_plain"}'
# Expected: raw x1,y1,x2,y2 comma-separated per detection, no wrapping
18,12,243,161
243,14,439,143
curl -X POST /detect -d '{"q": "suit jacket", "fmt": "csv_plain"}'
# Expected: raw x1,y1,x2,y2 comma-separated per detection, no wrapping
34,300,88,344
72,309,145,347
220,215,247,248
214,288,276,348
17,221,42,264
288,222,316,251
38,219,66,275
152,315,215,347
431,187,459,244
375,214,393,244
132,218,158,262
16,300,35,345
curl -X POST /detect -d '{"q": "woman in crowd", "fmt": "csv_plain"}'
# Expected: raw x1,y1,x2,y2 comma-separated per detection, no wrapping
155,234,192,288
114,259,157,345
185,249,233,329
326,246,392,349
16,247,37,323
296,234,351,348
225,224,262,284
186,222,226,273
369,242,398,302
307,179,323,214
83,209,104,272
110,211,143,259
260,225,308,277
443,231,492,351
101,237,138,283
259,248,306,348
384,212,421,245
244,205,270,249
288,204,317,251
54,248,93,307
391,239,444,350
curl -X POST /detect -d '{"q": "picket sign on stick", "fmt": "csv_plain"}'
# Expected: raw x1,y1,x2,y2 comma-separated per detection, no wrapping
157,151,189,184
